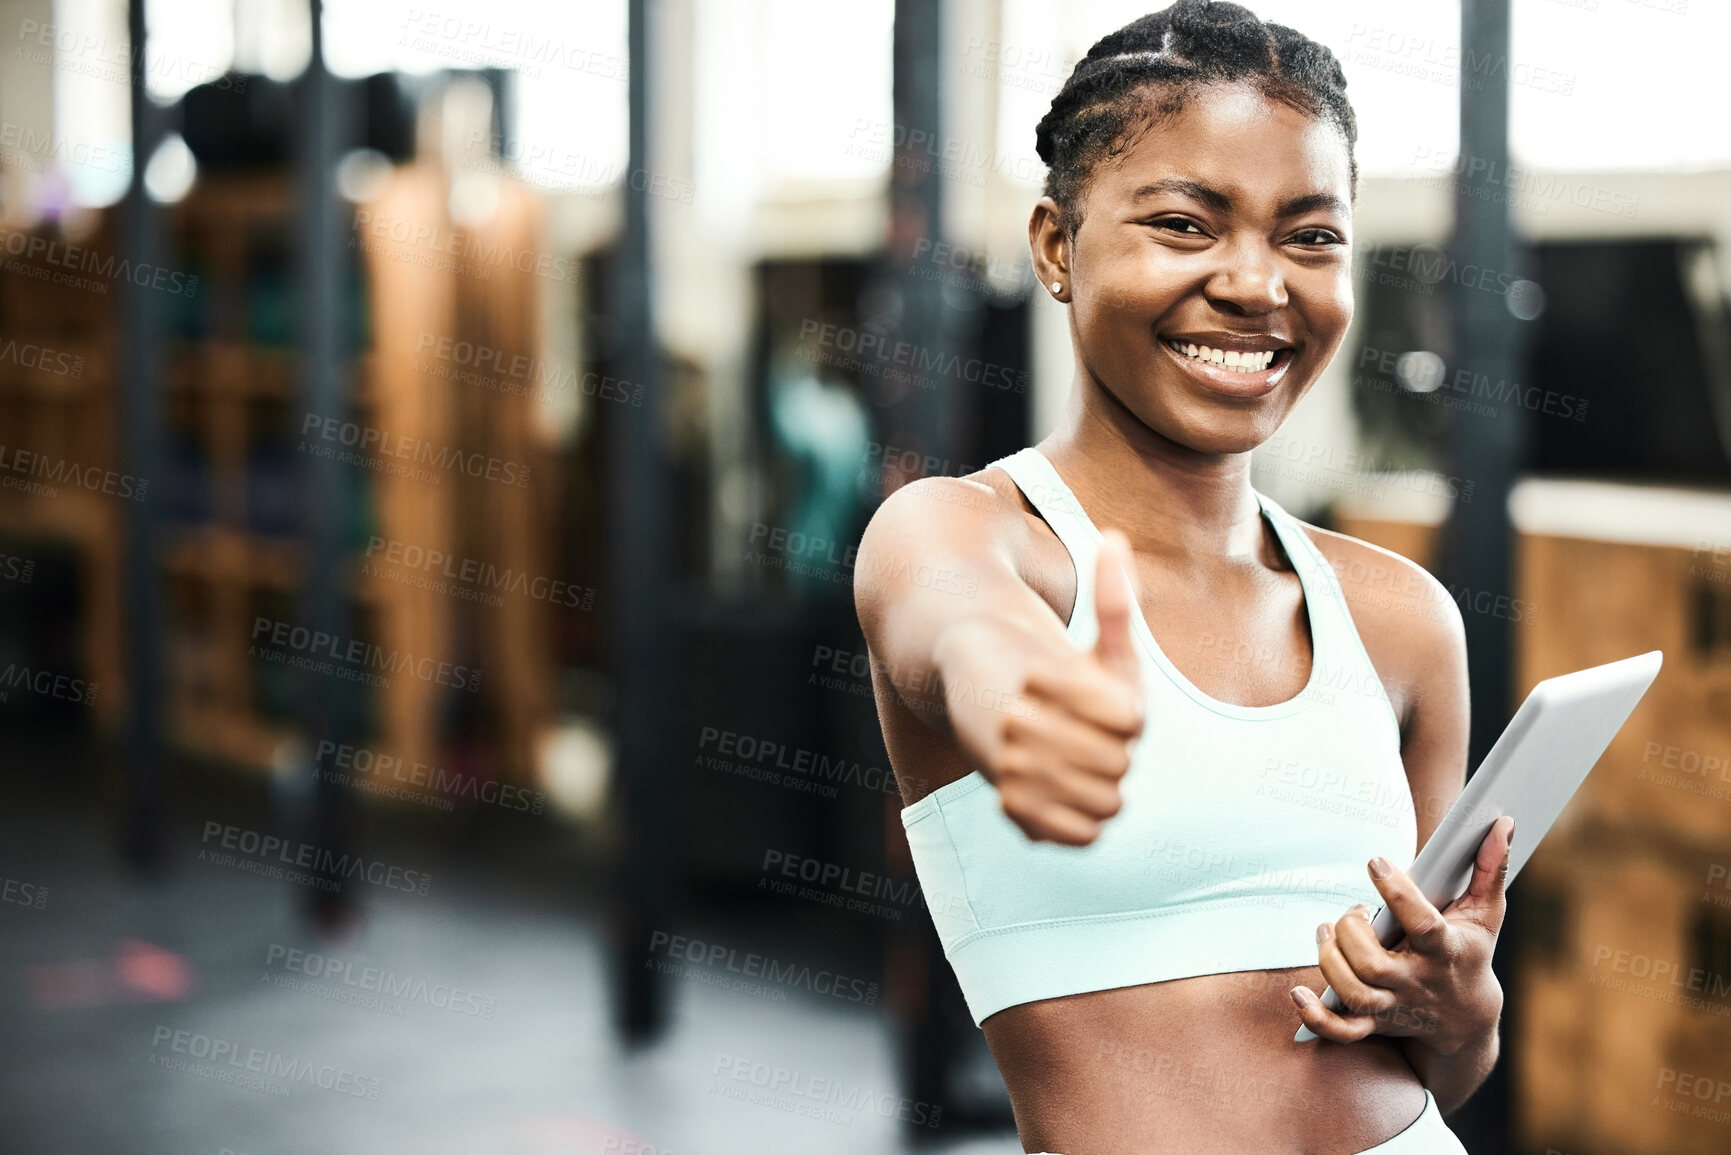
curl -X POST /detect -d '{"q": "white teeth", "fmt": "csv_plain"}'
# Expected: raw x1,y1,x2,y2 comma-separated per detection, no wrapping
1170,342,1279,373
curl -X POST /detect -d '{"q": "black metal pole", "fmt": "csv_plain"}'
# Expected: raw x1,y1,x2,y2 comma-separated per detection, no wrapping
877,0,978,1125
610,0,673,1041
118,0,166,869
1439,0,1526,1148
295,0,355,930
875,0,969,465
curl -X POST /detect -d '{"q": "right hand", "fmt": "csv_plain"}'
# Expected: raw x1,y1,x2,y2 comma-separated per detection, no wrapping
936,528,1146,846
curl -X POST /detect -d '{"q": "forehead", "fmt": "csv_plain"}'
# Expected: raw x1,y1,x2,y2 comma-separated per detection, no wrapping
1086,82,1353,213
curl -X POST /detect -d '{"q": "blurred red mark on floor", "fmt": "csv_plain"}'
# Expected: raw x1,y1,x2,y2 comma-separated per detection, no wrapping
25,937,196,1009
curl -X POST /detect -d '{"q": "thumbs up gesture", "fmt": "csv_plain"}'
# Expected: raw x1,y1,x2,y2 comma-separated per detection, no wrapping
936,529,1146,846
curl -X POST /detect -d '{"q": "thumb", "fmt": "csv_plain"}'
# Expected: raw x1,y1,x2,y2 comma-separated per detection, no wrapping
1092,529,1140,686
1460,815,1515,933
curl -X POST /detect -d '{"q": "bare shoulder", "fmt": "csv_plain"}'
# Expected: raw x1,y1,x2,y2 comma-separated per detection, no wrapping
851,468,1035,624
1291,520,1467,731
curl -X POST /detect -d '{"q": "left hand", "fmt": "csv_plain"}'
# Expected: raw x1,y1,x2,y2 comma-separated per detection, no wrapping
1290,815,1515,1053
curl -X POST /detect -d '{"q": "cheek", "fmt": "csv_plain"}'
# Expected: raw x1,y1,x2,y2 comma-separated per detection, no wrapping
1302,269,1355,352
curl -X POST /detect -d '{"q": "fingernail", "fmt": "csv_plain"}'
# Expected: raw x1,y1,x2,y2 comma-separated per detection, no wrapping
1315,922,1332,944
1368,856,1390,879
1290,987,1314,1009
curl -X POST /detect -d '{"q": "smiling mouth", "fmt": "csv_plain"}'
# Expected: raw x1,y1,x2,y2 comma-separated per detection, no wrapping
1162,339,1294,374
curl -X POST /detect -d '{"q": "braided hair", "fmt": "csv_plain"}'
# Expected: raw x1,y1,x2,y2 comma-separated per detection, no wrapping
1034,0,1357,236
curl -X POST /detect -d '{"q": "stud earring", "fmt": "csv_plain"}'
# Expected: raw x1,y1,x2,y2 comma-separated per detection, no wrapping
1050,280,1062,295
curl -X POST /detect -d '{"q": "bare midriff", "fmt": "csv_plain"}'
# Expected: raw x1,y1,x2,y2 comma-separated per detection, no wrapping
981,969,1428,1155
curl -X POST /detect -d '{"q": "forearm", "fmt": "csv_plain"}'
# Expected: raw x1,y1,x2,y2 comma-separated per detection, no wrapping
1400,1010,1500,1116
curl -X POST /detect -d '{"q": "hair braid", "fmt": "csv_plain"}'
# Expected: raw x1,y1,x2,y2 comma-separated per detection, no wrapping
1034,0,1357,235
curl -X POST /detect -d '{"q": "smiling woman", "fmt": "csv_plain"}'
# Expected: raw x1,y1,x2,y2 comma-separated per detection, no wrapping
854,2,1510,1153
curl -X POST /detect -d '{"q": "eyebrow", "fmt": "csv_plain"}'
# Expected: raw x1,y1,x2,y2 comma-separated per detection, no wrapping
1129,179,1348,218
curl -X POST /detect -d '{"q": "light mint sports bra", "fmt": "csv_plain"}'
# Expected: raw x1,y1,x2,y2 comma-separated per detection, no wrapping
901,446,1418,1026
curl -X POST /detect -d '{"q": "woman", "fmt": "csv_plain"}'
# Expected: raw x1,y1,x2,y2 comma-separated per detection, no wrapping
852,3,1514,1152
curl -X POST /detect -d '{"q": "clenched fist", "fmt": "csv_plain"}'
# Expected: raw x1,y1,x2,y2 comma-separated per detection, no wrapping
934,529,1146,845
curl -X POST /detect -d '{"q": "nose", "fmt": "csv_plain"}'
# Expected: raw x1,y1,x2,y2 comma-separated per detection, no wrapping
1203,238,1287,316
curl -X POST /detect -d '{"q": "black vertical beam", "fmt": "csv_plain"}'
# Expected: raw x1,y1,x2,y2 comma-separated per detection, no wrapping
1438,0,1525,1149
296,0,354,929
878,0,976,1125
874,0,968,463
610,0,673,1041
119,0,166,868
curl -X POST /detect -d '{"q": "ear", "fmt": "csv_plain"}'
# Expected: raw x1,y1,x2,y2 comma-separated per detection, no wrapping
1028,196,1070,295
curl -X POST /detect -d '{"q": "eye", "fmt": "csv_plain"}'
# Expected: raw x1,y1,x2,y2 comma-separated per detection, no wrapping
1289,227,1346,246
1147,216,1210,237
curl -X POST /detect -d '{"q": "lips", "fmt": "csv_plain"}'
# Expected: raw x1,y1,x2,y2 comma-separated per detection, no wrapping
1159,335,1296,396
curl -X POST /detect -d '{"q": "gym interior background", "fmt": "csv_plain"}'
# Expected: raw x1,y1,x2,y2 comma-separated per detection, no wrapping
1,0,1729,1152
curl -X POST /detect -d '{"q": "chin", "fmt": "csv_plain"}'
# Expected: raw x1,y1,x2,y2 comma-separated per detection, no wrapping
1139,396,1289,457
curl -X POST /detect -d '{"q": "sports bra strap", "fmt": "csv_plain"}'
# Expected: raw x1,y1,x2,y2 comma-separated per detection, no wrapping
987,448,1103,645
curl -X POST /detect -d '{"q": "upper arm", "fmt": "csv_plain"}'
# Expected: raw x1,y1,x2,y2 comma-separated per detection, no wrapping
852,474,1067,729
1393,587,1470,852
1303,528,1471,852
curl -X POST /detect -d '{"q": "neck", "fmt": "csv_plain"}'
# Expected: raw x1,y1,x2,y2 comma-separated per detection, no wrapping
1040,374,1268,564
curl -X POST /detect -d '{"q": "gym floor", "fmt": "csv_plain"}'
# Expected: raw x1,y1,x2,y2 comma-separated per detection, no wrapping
0,732,1019,1155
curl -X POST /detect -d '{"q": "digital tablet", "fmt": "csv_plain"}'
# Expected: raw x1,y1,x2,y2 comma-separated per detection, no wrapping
1295,649,1664,1042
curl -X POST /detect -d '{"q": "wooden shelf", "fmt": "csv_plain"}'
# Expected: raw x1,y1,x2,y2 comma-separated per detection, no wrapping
3,166,557,787
164,341,377,404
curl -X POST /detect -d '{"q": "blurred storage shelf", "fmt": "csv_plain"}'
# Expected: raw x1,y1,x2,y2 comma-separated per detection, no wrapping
0,215,125,725
0,162,558,799
152,166,556,786
1508,478,1731,1155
